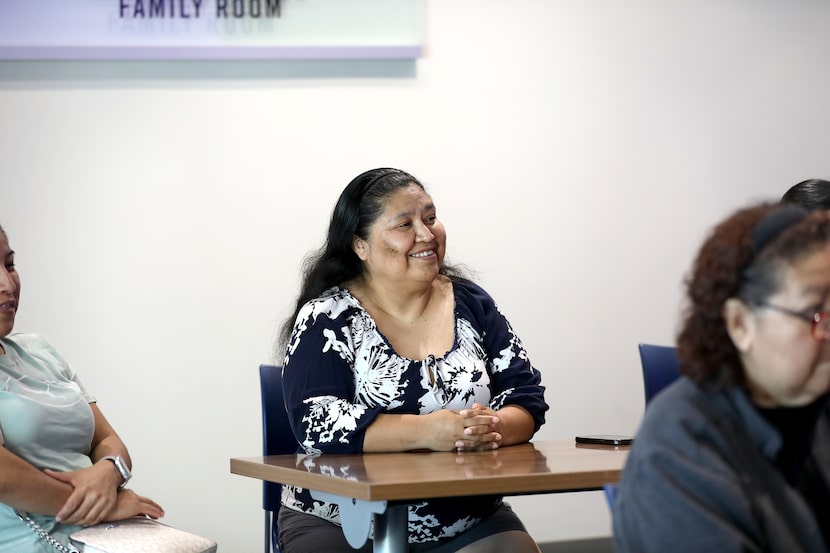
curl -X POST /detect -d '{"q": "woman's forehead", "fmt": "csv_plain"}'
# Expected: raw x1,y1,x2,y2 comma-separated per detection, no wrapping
379,185,432,210
777,245,830,294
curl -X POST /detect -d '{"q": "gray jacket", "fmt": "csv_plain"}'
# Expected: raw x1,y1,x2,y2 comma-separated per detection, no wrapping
613,377,829,552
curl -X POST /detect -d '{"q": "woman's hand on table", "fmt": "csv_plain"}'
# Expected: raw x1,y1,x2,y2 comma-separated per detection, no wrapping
456,403,502,451
367,405,515,452
419,408,499,452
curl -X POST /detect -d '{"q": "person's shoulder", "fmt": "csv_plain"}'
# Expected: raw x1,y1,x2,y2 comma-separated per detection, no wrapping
452,278,506,328
298,286,358,321
5,332,56,352
636,378,736,453
450,276,483,292
300,286,347,305
4,333,73,378
641,378,702,425
451,277,492,302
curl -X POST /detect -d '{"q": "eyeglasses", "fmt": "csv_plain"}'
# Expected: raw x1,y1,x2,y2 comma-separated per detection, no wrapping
758,302,830,341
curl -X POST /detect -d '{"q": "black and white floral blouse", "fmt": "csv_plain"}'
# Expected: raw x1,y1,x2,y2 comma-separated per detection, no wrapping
281,278,548,544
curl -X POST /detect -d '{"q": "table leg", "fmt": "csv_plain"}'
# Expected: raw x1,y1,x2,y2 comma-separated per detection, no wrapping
309,490,391,550
373,504,408,553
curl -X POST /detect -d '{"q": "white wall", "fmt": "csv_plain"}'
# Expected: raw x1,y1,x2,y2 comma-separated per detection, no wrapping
3,1,830,549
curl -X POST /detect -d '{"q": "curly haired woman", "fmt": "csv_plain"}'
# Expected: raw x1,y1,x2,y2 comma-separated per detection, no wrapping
614,202,830,552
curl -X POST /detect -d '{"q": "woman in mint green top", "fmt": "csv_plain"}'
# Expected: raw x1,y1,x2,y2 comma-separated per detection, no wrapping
0,224,164,551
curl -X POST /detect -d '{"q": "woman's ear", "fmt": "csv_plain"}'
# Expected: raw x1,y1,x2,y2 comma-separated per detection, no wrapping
723,298,755,352
353,236,368,261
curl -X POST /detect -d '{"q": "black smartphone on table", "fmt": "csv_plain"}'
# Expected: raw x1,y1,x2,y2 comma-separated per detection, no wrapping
575,434,634,446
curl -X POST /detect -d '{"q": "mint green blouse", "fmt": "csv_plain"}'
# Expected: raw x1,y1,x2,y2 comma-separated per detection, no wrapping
0,333,96,551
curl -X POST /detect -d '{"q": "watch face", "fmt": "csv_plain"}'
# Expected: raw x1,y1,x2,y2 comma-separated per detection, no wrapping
117,457,131,478
105,455,131,485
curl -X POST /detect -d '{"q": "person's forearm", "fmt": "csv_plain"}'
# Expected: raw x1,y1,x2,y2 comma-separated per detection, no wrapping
0,448,73,515
363,410,472,452
495,405,536,446
362,413,431,452
89,436,132,469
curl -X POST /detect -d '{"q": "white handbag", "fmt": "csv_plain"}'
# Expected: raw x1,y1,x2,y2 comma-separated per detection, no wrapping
16,510,218,553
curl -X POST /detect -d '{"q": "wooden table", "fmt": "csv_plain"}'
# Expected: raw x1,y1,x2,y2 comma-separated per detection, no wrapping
230,440,628,553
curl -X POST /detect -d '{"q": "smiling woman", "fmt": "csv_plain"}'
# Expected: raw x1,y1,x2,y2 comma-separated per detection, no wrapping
0,224,165,551
275,168,548,553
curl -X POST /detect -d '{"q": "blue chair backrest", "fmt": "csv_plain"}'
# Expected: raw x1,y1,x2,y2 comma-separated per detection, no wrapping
637,343,681,405
259,364,298,553
603,483,619,510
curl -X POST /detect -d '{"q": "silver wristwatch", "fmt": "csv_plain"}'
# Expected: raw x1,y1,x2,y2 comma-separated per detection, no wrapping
101,455,132,488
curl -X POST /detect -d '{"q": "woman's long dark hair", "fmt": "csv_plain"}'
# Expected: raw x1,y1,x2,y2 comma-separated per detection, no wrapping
278,168,469,353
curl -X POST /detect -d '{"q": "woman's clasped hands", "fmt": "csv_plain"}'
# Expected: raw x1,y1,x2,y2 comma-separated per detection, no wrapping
423,403,502,452
45,463,164,526
452,403,502,452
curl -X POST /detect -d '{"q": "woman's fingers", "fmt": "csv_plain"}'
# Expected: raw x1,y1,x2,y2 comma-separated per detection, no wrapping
136,495,165,519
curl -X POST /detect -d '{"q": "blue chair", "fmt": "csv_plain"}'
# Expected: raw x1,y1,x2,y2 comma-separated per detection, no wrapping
602,483,619,510
260,364,298,553
637,343,681,405
602,344,682,512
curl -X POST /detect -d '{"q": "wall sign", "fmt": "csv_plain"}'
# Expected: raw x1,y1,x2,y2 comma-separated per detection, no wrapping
0,0,422,60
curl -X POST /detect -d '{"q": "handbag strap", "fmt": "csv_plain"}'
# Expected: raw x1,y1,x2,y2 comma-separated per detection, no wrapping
14,509,80,553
